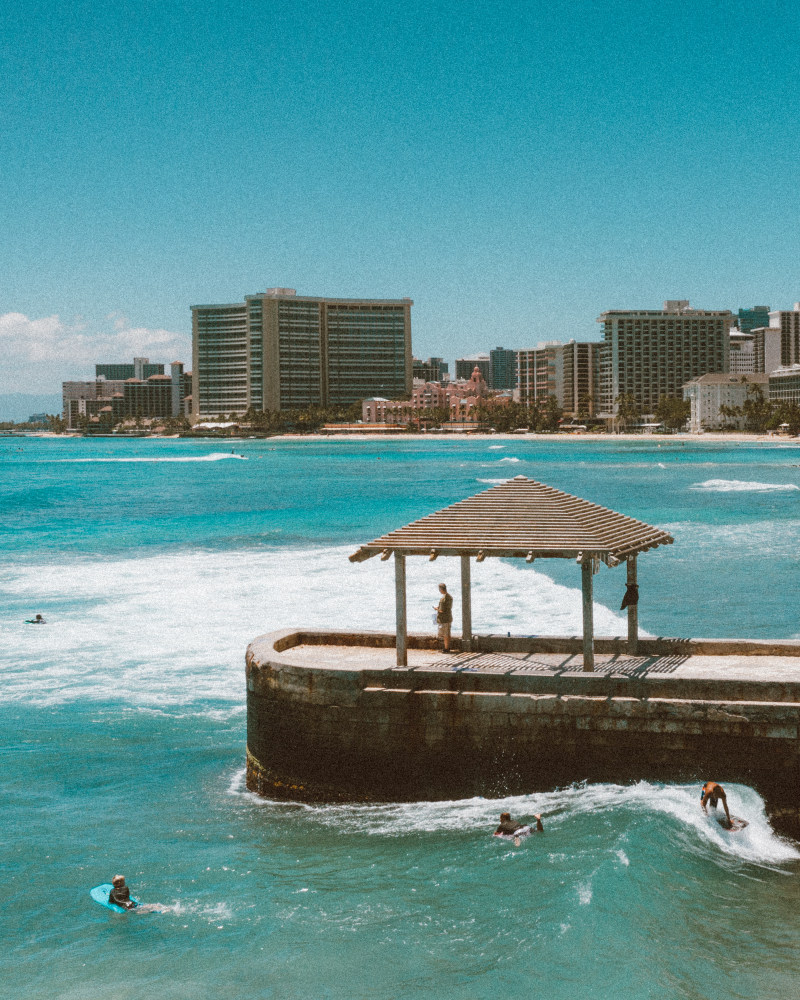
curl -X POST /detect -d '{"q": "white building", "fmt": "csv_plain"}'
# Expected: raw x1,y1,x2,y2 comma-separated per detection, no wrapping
683,373,769,432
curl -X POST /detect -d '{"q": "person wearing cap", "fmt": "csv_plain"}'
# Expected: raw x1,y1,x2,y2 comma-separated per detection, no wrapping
434,583,453,652
494,812,544,836
108,874,137,910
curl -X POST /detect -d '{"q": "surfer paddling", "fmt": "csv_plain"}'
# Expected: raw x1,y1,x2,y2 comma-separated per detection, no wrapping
494,812,543,845
701,781,733,828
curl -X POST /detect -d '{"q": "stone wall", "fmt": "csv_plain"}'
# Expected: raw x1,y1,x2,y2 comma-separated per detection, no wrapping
246,630,800,837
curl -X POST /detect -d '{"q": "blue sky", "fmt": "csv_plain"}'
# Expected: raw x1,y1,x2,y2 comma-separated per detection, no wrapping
2,0,800,391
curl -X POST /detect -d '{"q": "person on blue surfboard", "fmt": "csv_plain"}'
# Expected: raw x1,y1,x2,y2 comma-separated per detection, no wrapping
108,874,137,910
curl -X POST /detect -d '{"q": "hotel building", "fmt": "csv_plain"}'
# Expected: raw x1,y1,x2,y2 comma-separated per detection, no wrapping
191,288,412,418
596,301,731,415
683,372,768,432
768,365,800,405
517,340,602,416
768,304,800,367
63,362,191,429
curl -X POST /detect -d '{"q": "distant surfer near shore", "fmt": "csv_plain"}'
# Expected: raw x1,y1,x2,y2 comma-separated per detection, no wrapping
701,781,747,830
494,812,544,845
24,614,45,624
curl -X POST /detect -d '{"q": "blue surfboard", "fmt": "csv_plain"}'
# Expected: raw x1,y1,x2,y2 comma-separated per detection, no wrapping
90,884,139,913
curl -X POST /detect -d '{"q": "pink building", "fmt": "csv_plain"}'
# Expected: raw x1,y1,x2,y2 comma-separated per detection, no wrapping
362,366,500,428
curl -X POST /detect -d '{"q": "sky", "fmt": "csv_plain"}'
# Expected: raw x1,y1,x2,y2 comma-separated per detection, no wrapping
2,0,800,393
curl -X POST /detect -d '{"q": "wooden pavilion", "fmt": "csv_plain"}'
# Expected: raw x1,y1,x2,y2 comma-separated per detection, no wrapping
349,475,674,671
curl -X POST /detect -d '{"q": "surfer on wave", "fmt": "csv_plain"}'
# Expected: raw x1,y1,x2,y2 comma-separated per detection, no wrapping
701,781,735,828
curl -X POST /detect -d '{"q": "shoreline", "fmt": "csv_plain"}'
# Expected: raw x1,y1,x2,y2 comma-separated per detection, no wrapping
16,430,800,444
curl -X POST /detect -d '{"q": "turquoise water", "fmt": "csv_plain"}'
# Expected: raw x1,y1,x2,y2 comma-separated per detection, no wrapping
3,436,800,999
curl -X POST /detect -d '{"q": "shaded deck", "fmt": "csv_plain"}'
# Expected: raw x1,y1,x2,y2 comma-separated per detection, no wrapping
283,643,800,684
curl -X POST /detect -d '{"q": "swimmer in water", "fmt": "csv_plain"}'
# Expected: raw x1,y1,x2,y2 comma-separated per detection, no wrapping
108,875,137,910
701,781,733,828
25,614,46,624
494,812,544,839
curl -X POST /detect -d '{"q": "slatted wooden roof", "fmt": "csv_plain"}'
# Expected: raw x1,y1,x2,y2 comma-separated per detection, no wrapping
349,476,673,564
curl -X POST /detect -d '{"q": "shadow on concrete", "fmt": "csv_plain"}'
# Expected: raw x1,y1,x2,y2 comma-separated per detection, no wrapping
418,650,690,676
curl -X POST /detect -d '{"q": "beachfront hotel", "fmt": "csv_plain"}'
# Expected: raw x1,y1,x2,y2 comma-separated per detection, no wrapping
62,360,191,429
596,300,731,415
768,303,800,368
191,288,413,418
517,340,602,416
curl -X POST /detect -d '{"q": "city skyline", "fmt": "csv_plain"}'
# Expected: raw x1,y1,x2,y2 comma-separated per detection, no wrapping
3,1,800,395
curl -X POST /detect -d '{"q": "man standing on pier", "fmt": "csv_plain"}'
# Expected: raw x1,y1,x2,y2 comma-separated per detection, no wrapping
435,583,453,653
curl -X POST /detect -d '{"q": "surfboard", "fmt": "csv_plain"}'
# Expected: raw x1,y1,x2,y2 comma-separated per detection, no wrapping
90,884,140,912
493,824,532,841
718,816,748,832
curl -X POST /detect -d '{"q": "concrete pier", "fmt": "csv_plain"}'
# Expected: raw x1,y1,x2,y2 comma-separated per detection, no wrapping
246,630,800,838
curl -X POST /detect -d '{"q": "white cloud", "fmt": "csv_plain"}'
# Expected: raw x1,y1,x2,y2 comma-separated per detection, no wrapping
0,312,191,393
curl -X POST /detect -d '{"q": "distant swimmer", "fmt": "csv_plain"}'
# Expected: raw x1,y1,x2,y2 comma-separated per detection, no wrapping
108,874,137,910
494,812,544,844
701,781,733,828
25,614,46,624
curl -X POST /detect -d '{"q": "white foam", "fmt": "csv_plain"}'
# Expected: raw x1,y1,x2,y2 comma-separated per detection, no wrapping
53,452,247,463
0,544,632,708
488,445,505,450
476,478,511,484
691,479,800,492
498,457,522,463
230,779,798,868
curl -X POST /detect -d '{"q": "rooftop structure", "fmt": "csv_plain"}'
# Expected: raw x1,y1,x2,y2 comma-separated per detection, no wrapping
350,476,673,670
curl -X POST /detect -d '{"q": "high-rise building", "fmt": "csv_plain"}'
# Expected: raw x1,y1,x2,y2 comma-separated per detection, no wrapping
768,303,800,367
516,343,562,406
561,341,602,416
455,354,491,382
412,357,449,382
489,347,517,391
750,327,783,375
192,288,412,417
769,364,800,405
736,306,770,333
596,301,731,415
63,360,191,428
95,358,165,380
729,331,755,374
517,341,602,415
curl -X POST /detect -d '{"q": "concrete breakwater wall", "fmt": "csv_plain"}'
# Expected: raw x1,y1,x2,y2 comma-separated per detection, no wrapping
246,630,800,837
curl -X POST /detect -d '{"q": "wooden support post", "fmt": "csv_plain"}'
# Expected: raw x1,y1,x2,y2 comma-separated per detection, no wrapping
581,558,594,672
627,555,638,655
395,553,407,667
461,554,472,651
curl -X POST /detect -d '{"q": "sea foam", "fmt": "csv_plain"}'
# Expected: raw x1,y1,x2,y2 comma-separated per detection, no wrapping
226,771,799,867
691,478,800,492
0,544,630,708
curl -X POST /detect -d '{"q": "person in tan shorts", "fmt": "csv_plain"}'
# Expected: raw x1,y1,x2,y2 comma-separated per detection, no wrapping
434,583,453,652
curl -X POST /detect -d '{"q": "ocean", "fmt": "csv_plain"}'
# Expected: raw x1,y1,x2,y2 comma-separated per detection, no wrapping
3,435,800,999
